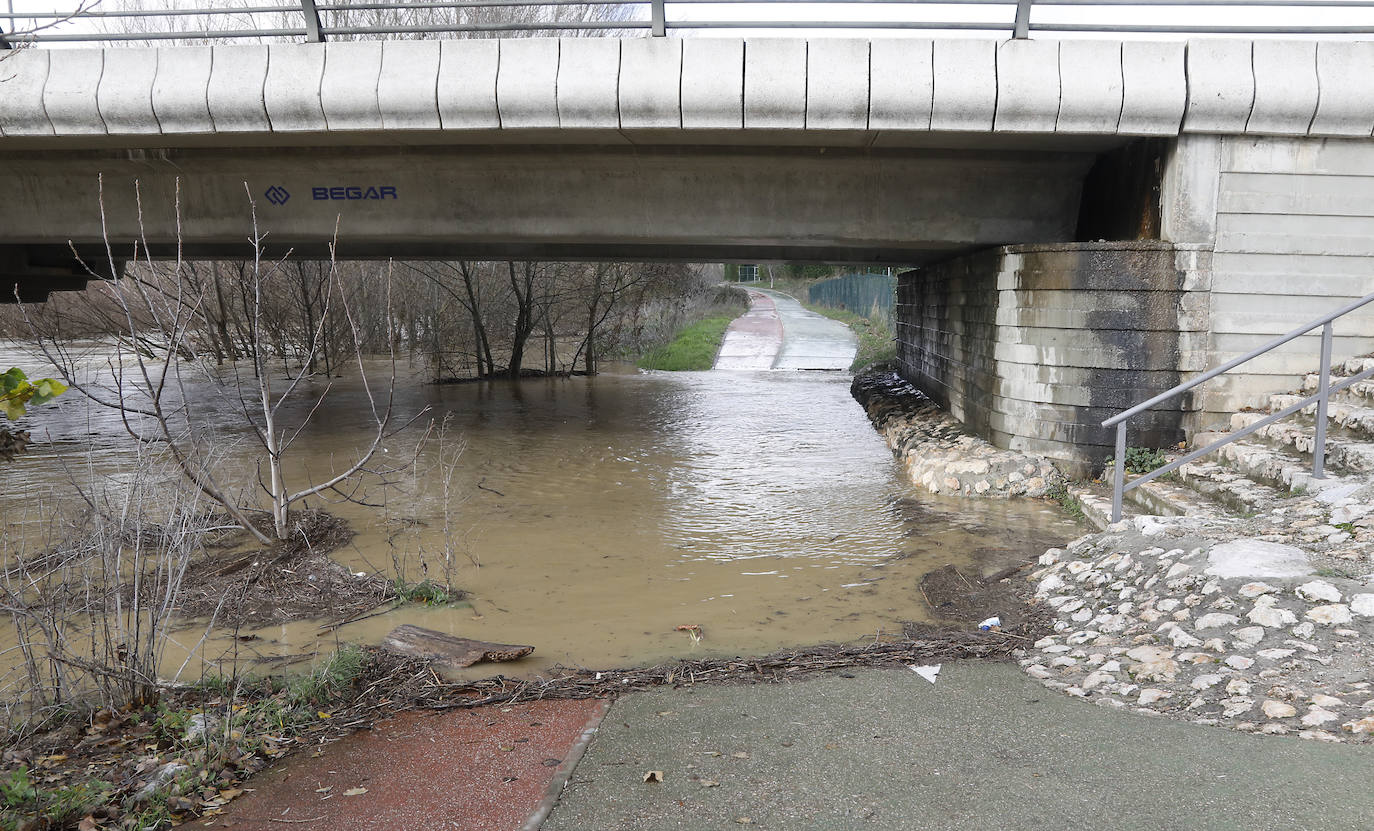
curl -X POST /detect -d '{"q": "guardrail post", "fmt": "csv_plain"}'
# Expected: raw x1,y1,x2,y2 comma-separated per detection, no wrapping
651,0,666,36
1112,422,1126,523
1314,321,1334,479
1013,0,1034,38
300,0,325,42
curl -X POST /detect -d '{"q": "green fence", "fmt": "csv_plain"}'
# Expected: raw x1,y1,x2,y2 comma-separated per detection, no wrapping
807,273,896,321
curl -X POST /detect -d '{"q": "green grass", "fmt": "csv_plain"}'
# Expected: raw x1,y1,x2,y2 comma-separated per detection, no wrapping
637,316,737,371
393,579,456,606
802,304,897,372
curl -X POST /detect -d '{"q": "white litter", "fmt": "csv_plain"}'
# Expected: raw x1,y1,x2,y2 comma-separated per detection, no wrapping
910,664,941,684
977,616,1001,631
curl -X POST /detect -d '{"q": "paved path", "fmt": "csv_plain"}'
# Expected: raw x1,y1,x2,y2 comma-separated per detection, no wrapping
205,698,607,831
544,662,1374,831
713,288,856,371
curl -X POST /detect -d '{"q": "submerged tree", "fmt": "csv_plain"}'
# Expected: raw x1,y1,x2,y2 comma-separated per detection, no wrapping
25,180,410,543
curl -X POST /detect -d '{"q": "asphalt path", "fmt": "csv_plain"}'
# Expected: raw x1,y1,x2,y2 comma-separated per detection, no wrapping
543,662,1374,831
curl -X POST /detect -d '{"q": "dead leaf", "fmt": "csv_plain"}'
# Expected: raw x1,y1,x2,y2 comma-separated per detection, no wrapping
343,787,368,797
317,711,332,719
702,751,721,757
736,818,753,825
78,816,98,831
642,770,664,783
314,787,332,794
656,711,677,717
701,779,720,788
731,752,749,759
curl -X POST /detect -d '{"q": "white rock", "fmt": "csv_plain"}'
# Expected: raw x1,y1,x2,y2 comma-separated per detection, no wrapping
1026,665,1053,679
1168,629,1203,649
1290,621,1317,639
1206,540,1312,580
1248,601,1299,628
1226,679,1251,696
1298,730,1342,743
1302,707,1339,727
1038,574,1066,595
1191,674,1224,690
1071,608,1094,623
1138,688,1173,706
1043,644,1072,654
1350,594,1374,617
1059,598,1085,614
1239,582,1279,598
1202,638,1227,653
1296,580,1343,603
1100,660,1122,673
1305,604,1354,626
1342,716,1374,734
1262,700,1298,719
1066,561,1092,574
1125,645,1174,663
1156,598,1181,612
1165,563,1191,580
1081,671,1115,691
1039,549,1062,566
1256,648,1296,661
1195,612,1241,630
1049,656,1078,668
1222,697,1255,718
1231,626,1266,645
1225,655,1256,670
1311,694,1344,708
1033,636,1058,649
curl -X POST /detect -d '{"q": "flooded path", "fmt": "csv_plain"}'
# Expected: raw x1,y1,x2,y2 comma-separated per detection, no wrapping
713,289,857,371
0,341,1081,682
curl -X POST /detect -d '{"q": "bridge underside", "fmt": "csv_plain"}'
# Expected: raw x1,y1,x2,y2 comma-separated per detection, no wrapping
0,138,1105,300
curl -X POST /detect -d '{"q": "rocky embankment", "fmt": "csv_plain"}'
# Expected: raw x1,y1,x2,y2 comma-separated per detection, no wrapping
1019,504,1374,743
851,368,1063,498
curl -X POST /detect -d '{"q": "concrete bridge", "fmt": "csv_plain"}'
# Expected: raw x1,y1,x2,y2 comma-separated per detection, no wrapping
2,35,1373,469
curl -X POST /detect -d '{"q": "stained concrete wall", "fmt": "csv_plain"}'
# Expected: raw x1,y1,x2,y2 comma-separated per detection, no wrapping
1161,135,1374,426
895,242,1210,474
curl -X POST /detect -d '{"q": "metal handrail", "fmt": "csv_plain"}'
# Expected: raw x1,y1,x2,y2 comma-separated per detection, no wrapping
1104,287,1374,523
5,0,1374,45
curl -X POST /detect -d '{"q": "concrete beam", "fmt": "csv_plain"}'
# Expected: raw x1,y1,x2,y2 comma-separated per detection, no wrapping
0,145,1091,266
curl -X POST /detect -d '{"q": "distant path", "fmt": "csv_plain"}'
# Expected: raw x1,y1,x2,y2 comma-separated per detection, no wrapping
713,287,857,371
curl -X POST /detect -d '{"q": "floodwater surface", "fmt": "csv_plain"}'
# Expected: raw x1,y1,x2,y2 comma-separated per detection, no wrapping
0,343,1081,681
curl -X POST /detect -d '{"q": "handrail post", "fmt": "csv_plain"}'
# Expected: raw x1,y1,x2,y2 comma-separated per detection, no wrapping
1013,0,1034,39
300,0,325,42
1112,421,1126,523
1314,321,1334,479
651,0,666,36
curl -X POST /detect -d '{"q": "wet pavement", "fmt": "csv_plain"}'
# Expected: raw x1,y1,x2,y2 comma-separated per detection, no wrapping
203,698,607,831
543,663,1374,831
713,290,783,370
713,289,856,371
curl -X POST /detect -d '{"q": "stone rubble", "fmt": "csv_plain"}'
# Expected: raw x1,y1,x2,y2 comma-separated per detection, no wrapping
851,369,1063,498
1017,507,1374,743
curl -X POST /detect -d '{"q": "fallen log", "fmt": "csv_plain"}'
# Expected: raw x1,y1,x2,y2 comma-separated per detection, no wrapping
381,624,534,668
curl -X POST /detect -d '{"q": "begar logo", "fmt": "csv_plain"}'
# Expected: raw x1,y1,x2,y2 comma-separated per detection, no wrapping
264,185,291,206
313,186,399,201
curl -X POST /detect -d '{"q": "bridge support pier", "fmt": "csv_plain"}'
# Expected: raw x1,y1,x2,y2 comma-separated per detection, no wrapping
894,241,1212,476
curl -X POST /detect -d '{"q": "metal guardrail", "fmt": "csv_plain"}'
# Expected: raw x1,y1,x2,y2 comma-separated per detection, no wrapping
1103,288,1374,523
3,0,1374,46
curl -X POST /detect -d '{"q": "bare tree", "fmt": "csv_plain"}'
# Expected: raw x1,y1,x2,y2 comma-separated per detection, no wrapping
26,179,410,544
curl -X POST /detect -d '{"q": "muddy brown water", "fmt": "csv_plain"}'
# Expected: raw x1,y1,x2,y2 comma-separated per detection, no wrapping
0,343,1081,683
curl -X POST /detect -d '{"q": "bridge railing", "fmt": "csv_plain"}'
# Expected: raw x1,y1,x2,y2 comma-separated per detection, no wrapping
3,0,1374,47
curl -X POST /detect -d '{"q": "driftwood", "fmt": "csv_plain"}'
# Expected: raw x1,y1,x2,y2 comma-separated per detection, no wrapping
381,624,534,668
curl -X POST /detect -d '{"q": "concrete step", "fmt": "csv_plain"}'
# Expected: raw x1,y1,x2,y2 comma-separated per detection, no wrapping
1172,459,1287,515
1230,411,1374,474
1301,370,1374,407
1269,394,1374,444
1207,437,1357,496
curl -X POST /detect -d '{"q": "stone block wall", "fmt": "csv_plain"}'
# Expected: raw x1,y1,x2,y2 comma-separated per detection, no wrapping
896,241,1210,475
